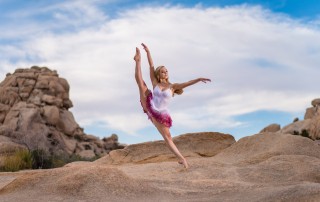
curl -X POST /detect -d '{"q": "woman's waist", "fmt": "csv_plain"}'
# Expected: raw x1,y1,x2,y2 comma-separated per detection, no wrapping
151,102,170,112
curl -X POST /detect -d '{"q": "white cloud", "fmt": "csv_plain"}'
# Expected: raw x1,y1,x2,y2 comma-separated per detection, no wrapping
0,3,319,141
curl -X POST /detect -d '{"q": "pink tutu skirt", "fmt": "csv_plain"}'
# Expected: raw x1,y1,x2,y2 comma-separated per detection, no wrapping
141,91,172,128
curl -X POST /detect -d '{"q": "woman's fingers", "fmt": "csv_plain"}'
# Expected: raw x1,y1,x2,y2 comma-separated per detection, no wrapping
141,43,149,51
201,78,211,83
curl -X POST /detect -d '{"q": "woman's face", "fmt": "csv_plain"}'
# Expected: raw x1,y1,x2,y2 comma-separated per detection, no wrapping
159,67,169,80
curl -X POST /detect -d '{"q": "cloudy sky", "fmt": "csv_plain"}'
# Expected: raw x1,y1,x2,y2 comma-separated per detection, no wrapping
0,0,319,144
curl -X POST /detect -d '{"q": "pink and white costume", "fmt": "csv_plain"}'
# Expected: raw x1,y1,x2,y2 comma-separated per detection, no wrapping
142,85,173,128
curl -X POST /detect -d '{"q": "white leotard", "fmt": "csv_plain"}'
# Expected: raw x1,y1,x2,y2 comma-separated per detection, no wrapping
151,85,172,112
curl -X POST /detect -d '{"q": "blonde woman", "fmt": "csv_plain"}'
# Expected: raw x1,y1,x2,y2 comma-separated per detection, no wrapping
134,43,211,169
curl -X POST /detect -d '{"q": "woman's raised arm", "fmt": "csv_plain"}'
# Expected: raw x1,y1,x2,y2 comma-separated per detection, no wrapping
172,78,211,91
141,43,157,87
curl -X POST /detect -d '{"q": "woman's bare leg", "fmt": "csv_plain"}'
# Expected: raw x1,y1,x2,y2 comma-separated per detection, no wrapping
152,118,189,169
134,48,148,106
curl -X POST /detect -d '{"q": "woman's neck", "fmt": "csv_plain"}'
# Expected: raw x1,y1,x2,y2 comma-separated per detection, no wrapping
159,79,168,84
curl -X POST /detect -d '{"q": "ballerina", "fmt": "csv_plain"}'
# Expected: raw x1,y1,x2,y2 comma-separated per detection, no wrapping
134,43,211,169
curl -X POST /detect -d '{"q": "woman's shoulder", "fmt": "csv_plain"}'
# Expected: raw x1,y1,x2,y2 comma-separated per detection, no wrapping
170,83,179,89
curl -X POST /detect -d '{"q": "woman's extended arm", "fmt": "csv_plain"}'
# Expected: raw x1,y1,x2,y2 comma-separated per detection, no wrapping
141,43,157,86
172,78,211,90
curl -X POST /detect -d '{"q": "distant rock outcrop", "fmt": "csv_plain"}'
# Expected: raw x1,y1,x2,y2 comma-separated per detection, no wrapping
260,98,320,140
0,66,124,161
281,98,320,140
304,98,320,119
96,132,235,165
259,123,280,133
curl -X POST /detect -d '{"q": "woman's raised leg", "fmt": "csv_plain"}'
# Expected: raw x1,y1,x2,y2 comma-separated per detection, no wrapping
134,47,148,106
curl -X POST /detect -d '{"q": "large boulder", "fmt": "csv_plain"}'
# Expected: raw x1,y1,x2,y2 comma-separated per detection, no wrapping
309,114,320,140
304,98,320,120
56,110,79,136
278,119,311,135
0,66,123,160
212,132,320,165
0,135,27,154
311,98,320,107
260,123,281,133
304,107,317,119
42,105,60,126
96,132,235,165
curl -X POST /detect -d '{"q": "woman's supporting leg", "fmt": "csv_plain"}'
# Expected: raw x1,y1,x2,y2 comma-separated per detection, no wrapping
153,118,189,169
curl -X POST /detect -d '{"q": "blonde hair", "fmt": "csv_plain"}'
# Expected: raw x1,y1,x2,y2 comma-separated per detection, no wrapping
155,66,183,96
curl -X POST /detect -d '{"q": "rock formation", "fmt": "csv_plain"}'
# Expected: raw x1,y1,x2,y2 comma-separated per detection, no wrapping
0,132,319,201
259,123,280,133
305,98,320,119
96,132,235,165
279,98,320,140
259,98,320,140
0,66,123,162
213,132,320,165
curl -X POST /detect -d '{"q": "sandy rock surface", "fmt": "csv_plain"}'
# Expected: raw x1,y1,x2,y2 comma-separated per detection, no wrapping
213,132,320,165
96,132,235,165
0,132,319,202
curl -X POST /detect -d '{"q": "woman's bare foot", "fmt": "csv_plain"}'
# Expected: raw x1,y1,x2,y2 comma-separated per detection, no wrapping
133,47,140,62
178,158,189,169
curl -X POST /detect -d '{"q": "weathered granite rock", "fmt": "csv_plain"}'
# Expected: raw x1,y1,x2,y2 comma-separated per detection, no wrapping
56,110,78,136
304,107,317,119
213,132,320,165
42,105,60,126
309,114,320,140
277,98,320,140
1,131,319,202
293,117,299,122
2,96,320,201
304,98,320,120
0,66,124,161
0,135,27,154
278,119,311,135
0,135,28,167
78,150,96,159
96,132,235,165
311,98,320,107
260,123,281,133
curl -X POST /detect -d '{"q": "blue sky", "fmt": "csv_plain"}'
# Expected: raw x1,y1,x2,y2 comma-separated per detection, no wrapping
1,0,319,18
0,0,319,144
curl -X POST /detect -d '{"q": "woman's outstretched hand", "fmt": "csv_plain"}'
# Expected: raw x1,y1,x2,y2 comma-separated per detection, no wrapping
141,43,150,53
198,78,211,83
134,47,141,62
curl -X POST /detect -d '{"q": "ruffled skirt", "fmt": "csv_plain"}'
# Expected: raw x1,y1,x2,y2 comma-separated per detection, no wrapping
141,91,172,128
